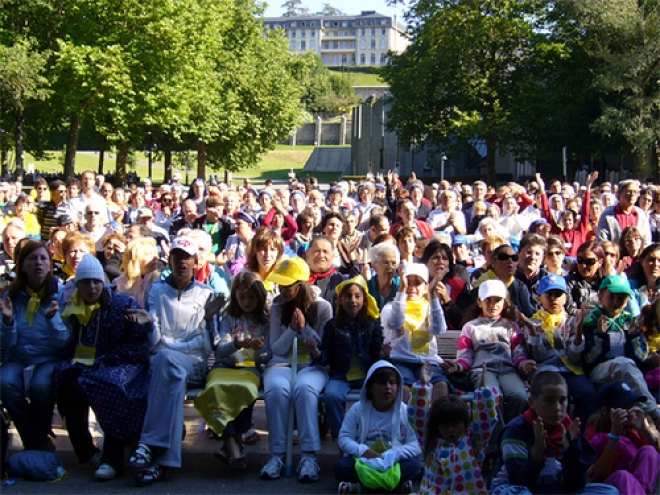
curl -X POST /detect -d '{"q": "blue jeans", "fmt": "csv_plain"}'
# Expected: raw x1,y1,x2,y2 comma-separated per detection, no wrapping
0,360,58,450
322,378,363,439
491,483,618,495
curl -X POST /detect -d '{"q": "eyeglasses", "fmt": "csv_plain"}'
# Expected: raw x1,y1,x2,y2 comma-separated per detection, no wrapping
86,211,101,216
605,252,618,258
379,260,398,267
495,253,519,262
547,250,564,257
577,257,598,266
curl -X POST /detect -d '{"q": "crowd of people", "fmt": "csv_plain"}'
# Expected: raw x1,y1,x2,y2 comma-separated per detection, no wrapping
0,167,659,494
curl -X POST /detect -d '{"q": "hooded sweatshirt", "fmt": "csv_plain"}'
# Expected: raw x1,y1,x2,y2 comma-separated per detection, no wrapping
338,360,421,461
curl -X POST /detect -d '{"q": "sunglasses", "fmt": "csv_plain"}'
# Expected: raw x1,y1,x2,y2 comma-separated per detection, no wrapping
547,250,564,257
495,253,519,262
577,257,598,266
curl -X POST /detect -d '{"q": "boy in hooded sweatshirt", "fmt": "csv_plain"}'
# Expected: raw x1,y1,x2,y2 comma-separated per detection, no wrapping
335,360,422,494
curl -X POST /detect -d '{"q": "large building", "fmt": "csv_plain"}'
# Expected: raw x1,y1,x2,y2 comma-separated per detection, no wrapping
263,11,409,67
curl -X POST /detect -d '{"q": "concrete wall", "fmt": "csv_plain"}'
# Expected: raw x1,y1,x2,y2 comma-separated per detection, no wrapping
286,118,353,146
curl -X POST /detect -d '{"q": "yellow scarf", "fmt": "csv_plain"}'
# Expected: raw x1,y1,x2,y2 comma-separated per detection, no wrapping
25,286,45,327
404,299,431,355
474,269,514,289
531,309,583,375
62,263,75,280
61,288,100,325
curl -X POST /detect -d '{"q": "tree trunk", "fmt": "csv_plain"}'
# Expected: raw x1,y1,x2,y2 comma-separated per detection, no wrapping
0,149,7,177
655,140,660,184
98,135,106,175
197,140,206,179
64,115,83,178
486,135,497,187
634,148,647,177
163,138,172,183
115,140,129,187
14,111,24,176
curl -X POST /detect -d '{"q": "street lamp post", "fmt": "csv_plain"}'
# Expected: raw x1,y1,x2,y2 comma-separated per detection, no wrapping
147,132,154,179
441,155,447,182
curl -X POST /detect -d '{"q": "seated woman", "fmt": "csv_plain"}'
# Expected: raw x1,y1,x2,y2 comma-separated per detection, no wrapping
59,231,98,299
113,237,161,308
0,239,67,452
194,272,269,470
242,226,284,303
260,258,333,482
55,254,151,480
422,239,474,330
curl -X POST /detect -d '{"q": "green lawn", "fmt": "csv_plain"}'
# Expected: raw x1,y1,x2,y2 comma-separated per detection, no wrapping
328,67,388,87
19,144,342,185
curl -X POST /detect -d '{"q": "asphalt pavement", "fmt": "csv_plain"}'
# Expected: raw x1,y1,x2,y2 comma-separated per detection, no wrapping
3,402,347,494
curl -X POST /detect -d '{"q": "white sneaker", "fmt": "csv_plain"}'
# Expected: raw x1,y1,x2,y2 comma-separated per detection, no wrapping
297,456,320,483
94,463,117,480
260,455,285,480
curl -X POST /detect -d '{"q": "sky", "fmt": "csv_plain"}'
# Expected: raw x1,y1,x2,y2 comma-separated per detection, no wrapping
262,0,404,18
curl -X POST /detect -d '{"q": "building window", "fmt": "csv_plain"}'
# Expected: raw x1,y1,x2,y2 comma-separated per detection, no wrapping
342,54,348,64
380,38,386,49
360,39,366,49
301,21,306,27
301,29,305,37
370,39,376,49
342,21,347,27
290,40,297,50
343,30,349,36
291,21,296,27
381,28,386,35
381,20,387,25
370,53,376,64
300,41,306,50
380,53,387,64
371,28,376,36
310,30,316,37
310,21,315,27
323,54,330,64
291,30,296,38
360,29,366,36
333,41,339,49
310,40,316,50
360,54,366,65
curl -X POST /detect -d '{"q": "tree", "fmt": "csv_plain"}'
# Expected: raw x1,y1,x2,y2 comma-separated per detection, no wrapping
0,39,50,174
381,0,564,185
318,4,345,16
281,0,309,17
564,0,660,176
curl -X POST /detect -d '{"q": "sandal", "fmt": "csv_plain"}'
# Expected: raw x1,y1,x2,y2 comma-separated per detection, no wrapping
135,464,167,487
214,444,247,470
127,443,153,471
243,428,261,445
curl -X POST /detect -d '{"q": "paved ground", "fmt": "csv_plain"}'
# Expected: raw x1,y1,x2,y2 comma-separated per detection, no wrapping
3,402,349,494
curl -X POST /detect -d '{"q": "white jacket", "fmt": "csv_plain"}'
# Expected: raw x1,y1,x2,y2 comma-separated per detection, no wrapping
146,277,215,361
338,360,421,461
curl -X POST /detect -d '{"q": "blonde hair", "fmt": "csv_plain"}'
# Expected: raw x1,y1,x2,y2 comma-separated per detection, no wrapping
120,237,158,289
473,201,487,215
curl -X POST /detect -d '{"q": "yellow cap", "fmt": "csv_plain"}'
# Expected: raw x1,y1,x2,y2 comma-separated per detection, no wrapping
266,257,311,286
336,275,380,319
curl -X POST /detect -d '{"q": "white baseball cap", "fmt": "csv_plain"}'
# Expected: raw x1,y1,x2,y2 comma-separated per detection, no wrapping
404,263,429,283
478,280,508,301
170,236,198,256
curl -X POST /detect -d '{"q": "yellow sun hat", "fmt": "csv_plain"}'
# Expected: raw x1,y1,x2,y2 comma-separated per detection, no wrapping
335,275,380,319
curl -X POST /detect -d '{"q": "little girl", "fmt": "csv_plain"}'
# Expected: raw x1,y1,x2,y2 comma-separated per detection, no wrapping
444,279,529,426
194,272,269,470
321,275,387,440
409,362,500,494
381,263,451,403
586,380,660,495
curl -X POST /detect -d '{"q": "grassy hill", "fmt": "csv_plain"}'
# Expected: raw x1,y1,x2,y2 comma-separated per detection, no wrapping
328,67,387,87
